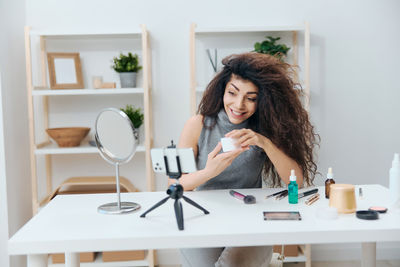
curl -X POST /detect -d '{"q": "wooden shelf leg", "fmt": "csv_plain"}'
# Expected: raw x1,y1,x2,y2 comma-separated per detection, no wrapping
148,249,155,267
141,24,155,192
304,21,311,111
189,23,197,116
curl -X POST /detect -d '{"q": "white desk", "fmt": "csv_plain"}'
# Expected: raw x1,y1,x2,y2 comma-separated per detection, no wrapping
9,184,400,267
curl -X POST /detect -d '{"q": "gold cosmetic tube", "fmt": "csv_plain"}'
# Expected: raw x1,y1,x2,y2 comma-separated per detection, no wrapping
329,184,356,214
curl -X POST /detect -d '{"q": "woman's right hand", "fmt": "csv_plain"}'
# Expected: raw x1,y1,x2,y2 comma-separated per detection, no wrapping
203,142,247,178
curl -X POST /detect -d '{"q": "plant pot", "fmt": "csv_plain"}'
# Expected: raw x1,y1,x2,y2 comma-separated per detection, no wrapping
119,72,137,88
133,128,140,144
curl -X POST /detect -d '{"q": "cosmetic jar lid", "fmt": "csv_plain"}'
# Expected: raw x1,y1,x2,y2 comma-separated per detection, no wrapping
330,184,355,191
368,206,387,213
316,207,338,220
356,210,379,220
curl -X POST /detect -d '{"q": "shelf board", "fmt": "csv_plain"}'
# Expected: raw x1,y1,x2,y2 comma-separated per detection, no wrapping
35,143,145,155
284,255,307,262
32,88,144,96
196,25,304,34
48,253,149,267
30,30,142,38
196,83,305,93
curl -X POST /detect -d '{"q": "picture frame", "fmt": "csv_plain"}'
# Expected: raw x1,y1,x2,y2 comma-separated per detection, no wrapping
47,52,84,89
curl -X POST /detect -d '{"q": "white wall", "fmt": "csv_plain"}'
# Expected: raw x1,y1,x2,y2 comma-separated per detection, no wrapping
0,0,31,266
0,74,10,267
26,0,400,187
1,0,395,265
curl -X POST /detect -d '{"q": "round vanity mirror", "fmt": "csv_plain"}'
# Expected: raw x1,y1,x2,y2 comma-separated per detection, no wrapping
95,108,140,214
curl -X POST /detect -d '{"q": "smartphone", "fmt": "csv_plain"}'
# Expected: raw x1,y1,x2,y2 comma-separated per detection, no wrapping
151,148,197,174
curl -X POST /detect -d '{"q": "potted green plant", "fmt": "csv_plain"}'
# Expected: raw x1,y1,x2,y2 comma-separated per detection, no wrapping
253,36,290,61
120,104,144,142
112,52,142,88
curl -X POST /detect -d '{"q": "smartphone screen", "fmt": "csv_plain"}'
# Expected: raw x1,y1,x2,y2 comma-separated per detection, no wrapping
151,148,197,173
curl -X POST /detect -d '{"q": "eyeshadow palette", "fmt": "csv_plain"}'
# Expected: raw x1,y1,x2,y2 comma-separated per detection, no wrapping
263,211,302,221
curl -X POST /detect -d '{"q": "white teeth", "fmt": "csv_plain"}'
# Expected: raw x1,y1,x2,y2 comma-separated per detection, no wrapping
231,110,244,116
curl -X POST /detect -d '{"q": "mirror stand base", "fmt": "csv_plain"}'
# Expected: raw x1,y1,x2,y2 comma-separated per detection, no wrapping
97,202,140,215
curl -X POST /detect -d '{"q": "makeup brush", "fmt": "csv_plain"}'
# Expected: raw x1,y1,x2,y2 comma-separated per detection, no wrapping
229,190,256,204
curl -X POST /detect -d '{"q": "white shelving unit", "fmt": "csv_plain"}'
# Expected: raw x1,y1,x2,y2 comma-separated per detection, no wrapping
24,25,155,267
189,22,310,114
34,143,146,155
193,25,305,33
48,253,150,267
32,88,144,96
189,23,311,267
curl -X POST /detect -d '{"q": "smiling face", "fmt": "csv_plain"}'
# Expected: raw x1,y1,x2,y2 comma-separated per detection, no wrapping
223,75,259,124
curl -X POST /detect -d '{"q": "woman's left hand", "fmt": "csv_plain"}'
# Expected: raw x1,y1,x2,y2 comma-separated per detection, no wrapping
225,129,268,150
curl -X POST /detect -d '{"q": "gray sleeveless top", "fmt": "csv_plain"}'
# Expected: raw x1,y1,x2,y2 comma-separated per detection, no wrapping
196,110,266,190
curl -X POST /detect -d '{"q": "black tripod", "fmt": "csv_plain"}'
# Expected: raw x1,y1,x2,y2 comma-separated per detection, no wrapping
140,144,209,230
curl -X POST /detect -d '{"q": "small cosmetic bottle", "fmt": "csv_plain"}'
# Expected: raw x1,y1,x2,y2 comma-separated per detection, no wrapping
325,167,335,199
389,153,400,204
288,169,298,204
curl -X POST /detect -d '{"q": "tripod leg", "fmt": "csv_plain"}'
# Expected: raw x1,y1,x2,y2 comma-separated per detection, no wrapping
174,199,184,230
182,195,210,214
140,196,170,218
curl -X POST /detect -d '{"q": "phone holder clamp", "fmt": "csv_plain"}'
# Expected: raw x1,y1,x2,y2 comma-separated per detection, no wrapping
140,142,209,230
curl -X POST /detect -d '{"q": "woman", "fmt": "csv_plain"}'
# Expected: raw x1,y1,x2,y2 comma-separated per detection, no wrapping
174,52,318,267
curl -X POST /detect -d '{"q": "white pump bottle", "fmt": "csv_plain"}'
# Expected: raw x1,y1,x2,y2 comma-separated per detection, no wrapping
389,153,400,205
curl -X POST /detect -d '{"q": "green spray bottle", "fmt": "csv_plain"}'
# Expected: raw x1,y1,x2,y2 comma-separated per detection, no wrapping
288,169,298,204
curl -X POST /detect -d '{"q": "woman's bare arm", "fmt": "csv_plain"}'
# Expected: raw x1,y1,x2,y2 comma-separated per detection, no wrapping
168,115,208,190
261,139,303,187
226,129,303,187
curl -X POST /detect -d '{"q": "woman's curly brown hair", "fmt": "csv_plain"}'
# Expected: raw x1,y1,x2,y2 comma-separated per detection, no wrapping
198,52,319,187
